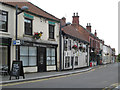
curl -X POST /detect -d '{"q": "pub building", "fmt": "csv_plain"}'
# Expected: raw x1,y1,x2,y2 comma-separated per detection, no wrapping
0,1,60,73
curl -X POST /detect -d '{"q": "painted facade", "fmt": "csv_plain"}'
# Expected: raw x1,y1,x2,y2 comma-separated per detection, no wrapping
0,2,60,73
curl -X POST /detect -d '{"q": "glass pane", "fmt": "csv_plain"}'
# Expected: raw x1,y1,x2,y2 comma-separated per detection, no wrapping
47,57,51,61
20,46,28,56
29,57,37,66
0,46,8,66
29,47,37,56
51,57,55,61
47,48,50,56
52,60,55,65
20,57,28,66
51,48,55,56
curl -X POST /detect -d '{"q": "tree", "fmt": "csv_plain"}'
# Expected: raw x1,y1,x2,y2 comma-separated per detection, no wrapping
118,54,120,62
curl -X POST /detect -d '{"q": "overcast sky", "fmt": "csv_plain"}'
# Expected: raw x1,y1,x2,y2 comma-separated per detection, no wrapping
28,0,119,54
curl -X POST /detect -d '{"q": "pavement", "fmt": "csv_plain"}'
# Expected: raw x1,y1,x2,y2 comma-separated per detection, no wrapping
0,66,94,84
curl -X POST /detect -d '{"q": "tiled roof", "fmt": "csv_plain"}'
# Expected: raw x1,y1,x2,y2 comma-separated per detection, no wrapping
62,24,89,43
1,0,60,22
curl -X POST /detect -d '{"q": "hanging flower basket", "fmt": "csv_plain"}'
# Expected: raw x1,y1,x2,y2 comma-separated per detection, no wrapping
33,32,43,39
72,45,78,50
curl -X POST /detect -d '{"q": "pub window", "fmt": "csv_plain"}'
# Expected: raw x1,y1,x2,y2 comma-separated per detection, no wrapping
65,56,70,68
0,10,8,32
64,40,67,51
68,40,71,50
75,56,78,66
20,46,37,66
24,18,32,35
46,48,55,65
49,24,54,39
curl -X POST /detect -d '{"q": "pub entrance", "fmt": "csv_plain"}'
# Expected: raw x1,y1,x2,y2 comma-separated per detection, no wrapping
37,47,46,72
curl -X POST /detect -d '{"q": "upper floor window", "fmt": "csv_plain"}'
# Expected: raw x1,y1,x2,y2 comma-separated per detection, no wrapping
68,40,71,50
0,10,8,32
49,24,54,39
64,40,67,51
24,18,32,35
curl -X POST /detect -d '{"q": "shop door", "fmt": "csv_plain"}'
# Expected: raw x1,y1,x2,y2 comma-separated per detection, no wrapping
38,47,46,72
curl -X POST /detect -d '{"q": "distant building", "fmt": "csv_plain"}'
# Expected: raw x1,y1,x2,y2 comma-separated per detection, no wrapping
60,13,89,70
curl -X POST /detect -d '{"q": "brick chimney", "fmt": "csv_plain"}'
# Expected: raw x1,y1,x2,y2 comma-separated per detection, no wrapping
86,23,91,32
62,17,66,23
61,17,66,26
94,30,97,37
72,12,79,25
102,40,104,45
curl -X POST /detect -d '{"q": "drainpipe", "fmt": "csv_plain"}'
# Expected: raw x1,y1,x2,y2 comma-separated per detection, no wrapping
59,21,62,71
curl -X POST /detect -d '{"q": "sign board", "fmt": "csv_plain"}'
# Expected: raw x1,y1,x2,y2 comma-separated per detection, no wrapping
13,40,21,45
9,61,25,80
24,13,34,19
48,21,55,25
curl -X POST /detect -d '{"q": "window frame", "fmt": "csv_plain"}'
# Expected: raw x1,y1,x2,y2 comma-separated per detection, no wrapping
49,24,55,39
0,10,8,32
20,46,37,67
65,56,70,68
75,56,78,66
46,48,56,66
24,18,33,35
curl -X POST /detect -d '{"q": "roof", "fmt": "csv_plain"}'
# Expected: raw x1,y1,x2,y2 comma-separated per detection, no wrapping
1,0,60,22
62,24,89,43
79,24,101,41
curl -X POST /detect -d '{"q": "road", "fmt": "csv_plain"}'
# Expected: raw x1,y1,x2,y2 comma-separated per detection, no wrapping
1,63,119,89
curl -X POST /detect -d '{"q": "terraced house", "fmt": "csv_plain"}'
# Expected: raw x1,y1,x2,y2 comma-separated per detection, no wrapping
0,1,60,73
60,13,90,70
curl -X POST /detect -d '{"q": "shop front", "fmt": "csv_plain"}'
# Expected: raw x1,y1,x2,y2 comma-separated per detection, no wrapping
18,40,58,73
0,37,12,72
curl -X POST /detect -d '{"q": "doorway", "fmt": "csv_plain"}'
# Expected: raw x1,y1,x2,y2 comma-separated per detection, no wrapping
38,47,46,72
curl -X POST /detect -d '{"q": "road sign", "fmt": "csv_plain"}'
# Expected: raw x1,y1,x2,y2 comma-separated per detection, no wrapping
13,40,21,45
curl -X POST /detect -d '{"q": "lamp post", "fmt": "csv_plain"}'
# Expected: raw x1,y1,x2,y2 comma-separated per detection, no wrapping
15,5,28,60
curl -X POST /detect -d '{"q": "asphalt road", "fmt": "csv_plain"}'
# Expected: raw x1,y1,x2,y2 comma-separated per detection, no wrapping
2,63,119,89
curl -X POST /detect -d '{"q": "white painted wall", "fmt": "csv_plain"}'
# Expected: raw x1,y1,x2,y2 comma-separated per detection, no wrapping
0,4,60,73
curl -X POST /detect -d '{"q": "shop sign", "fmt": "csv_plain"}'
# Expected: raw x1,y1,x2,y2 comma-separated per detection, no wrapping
33,44,47,47
24,13,34,19
48,21,55,25
13,40,21,45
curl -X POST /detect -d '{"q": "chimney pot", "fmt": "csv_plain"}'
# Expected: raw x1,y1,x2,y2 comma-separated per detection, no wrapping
73,13,75,16
72,12,79,25
76,12,78,16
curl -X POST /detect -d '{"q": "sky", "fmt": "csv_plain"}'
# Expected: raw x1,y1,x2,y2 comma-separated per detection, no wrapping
28,0,119,54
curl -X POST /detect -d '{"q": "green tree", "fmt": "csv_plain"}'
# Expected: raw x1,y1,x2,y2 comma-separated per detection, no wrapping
118,54,120,62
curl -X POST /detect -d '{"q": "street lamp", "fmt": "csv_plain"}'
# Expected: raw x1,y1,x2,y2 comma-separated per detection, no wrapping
16,5,28,60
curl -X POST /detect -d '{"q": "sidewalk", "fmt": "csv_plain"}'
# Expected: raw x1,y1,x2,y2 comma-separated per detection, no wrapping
0,67,93,84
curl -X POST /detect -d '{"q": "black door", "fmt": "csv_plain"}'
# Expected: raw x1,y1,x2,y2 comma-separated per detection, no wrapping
38,47,46,72
71,57,74,69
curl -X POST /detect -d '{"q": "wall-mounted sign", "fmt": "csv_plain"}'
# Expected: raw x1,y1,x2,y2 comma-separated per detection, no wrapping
13,40,21,45
24,13,34,19
48,21,55,25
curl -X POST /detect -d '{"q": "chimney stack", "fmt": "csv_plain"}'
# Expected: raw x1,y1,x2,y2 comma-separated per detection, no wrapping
61,17,66,26
86,23,91,32
94,30,97,37
62,17,66,23
72,12,79,25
